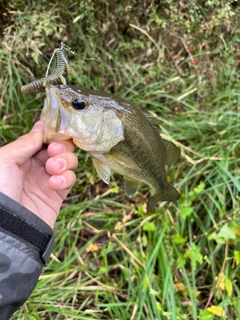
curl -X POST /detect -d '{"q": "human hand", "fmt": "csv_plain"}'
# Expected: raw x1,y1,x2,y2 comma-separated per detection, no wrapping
0,122,78,228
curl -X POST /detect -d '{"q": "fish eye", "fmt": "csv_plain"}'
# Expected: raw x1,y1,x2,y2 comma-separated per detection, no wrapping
72,98,86,110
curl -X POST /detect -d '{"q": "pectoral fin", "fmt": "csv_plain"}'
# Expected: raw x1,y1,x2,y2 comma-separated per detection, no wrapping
162,139,180,166
105,150,140,172
92,158,111,184
124,178,141,197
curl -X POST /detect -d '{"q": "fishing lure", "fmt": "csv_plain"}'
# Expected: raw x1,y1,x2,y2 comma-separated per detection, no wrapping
21,43,74,94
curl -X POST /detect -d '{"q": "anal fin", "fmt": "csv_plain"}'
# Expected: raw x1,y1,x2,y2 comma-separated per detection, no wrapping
124,178,141,197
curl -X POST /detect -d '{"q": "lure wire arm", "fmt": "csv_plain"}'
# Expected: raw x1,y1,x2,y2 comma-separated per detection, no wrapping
45,42,75,77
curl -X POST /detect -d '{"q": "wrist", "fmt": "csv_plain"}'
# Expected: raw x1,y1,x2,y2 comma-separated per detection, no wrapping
0,192,55,264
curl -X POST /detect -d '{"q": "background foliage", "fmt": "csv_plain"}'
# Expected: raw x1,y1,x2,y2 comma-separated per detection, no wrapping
0,0,239,319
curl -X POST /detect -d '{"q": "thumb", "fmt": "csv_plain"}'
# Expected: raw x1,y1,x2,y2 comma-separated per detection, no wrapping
1,122,45,165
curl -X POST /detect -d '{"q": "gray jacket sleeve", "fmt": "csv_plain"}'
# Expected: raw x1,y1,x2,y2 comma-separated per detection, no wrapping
0,192,55,320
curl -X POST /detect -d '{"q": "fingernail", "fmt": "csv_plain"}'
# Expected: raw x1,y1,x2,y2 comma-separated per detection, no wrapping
55,176,66,185
53,143,66,154
55,158,66,170
31,121,44,133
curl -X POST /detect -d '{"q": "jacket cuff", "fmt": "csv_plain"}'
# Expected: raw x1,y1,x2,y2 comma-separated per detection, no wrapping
0,192,55,264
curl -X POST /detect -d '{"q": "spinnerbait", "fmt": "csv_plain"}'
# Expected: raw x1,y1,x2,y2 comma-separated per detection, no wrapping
21,43,74,94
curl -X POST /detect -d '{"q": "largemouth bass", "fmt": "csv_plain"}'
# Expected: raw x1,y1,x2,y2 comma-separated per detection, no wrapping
40,83,180,211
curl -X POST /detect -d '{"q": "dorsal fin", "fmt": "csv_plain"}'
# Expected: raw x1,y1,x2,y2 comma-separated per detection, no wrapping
144,112,161,134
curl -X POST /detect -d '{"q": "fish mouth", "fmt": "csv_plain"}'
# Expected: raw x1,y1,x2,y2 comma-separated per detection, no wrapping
41,84,69,133
41,84,62,132
40,84,71,143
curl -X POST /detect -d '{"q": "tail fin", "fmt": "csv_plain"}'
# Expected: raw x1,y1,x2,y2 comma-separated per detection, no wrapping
147,185,179,212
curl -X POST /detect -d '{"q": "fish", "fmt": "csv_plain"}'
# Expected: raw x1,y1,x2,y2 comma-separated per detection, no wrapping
40,83,180,211
21,43,72,94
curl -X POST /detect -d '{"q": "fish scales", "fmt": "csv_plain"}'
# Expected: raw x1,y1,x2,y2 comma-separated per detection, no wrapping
110,109,168,191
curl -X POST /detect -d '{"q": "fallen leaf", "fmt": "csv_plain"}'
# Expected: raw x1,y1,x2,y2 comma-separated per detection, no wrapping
207,305,225,317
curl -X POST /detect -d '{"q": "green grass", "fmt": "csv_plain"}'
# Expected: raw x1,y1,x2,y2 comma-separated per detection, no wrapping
0,1,240,319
